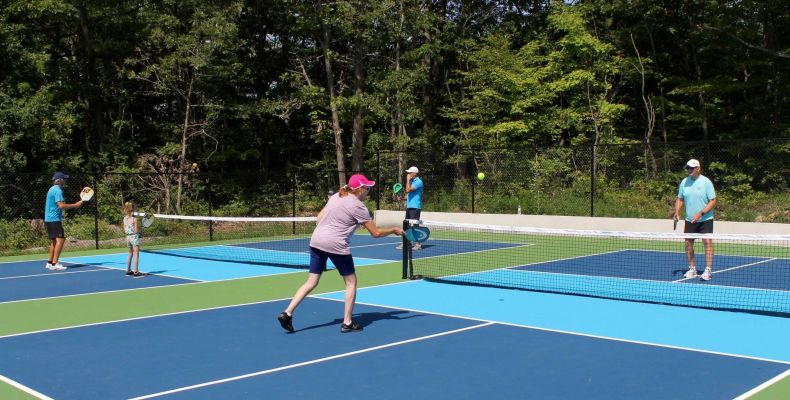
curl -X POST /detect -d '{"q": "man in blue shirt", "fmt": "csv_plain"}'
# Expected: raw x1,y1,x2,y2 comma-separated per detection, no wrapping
404,166,424,250
44,172,84,270
674,159,717,281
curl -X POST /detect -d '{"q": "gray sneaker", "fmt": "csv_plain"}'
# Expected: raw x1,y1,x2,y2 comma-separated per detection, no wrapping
700,269,712,281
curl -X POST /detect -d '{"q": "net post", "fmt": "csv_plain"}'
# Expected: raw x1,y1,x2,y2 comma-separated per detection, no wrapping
375,149,381,211
291,173,297,234
93,174,99,250
471,174,476,213
401,219,409,279
590,143,596,217
206,174,213,241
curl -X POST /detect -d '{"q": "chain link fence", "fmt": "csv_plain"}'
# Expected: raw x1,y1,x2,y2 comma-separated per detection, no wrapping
2,140,788,257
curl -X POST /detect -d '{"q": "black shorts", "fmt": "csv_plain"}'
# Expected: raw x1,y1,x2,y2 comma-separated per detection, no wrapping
405,208,421,221
684,219,714,235
45,221,65,240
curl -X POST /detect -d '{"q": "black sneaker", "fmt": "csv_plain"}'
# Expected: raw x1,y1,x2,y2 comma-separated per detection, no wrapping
125,270,134,276
340,321,363,333
132,272,146,278
277,312,294,332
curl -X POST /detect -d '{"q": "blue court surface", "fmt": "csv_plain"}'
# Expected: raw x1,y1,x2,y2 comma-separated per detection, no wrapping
0,235,520,303
2,236,789,399
1,294,788,400
510,249,790,289
0,260,196,303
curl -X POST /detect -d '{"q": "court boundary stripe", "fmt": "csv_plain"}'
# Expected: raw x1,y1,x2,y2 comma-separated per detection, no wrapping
0,268,116,280
326,291,790,365
0,373,54,400
409,243,534,262
733,368,790,400
128,322,495,399
3,264,787,365
0,297,294,339
2,281,788,396
672,258,777,283
0,286,405,339
423,250,789,294
0,258,400,306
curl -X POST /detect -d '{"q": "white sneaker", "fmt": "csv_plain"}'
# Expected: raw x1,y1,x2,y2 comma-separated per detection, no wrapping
684,268,698,279
52,263,67,270
45,262,55,270
701,270,712,281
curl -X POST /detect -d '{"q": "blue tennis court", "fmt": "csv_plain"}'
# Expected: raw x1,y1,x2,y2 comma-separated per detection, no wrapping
2,231,789,399
511,249,789,289
1,294,787,400
0,234,524,303
0,260,196,303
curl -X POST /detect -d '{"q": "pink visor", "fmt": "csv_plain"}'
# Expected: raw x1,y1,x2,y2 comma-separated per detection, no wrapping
348,174,375,189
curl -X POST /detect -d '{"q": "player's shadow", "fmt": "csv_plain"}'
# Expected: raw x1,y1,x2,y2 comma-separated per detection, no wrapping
671,269,689,278
296,310,424,333
62,263,97,270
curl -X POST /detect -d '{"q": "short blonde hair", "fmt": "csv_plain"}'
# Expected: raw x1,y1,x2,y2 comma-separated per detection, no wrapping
122,201,134,216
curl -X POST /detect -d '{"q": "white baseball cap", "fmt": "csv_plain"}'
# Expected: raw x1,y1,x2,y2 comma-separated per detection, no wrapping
685,159,700,168
405,166,419,173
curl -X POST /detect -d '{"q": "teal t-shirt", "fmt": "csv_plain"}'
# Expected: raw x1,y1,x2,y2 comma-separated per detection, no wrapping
44,185,65,222
677,175,716,222
406,177,424,209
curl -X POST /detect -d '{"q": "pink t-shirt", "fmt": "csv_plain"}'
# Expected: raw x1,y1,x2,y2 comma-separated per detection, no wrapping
309,193,372,255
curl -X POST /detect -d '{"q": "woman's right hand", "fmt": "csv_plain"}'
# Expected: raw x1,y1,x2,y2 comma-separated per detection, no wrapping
393,227,404,236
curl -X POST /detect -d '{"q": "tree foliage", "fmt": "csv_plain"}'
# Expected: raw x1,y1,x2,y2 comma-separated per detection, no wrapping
1,0,789,176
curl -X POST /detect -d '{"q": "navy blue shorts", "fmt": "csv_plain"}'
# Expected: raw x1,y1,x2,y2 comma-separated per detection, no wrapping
684,219,714,235
309,247,356,276
405,208,421,221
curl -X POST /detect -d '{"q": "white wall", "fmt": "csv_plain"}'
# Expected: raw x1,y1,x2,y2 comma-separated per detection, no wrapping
374,210,789,235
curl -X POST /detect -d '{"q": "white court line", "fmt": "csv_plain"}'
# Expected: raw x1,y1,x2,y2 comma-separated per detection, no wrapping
0,296,292,339
672,258,777,283
128,322,494,399
0,279,203,306
0,256,397,306
340,295,790,365
0,268,116,280
347,240,402,249
0,373,53,400
0,279,424,338
409,243,534,263
414,249,627,281
415,249,789,295
733,368,790,400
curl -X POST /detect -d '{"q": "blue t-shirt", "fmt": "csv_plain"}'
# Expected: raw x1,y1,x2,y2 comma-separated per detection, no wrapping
406,177,424,209
677,175,716,222
44,185,65,222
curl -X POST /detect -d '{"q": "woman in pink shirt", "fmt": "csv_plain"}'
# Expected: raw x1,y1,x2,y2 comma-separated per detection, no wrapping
278,174,404,333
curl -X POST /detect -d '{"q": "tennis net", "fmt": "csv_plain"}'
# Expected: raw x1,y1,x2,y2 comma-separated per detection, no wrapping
402,220,790,315
133,213,317,268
